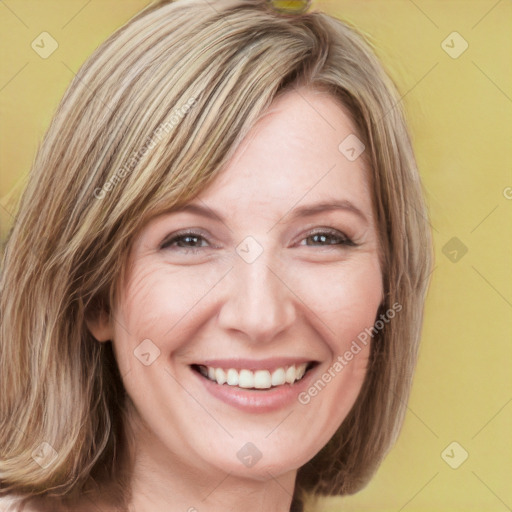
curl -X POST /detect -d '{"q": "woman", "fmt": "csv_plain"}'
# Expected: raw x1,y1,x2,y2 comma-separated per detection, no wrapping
0,0,432,510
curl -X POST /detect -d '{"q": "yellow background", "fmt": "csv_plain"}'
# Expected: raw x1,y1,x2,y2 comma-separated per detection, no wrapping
1,1,511,510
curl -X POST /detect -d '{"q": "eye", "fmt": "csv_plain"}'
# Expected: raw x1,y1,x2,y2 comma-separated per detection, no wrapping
300,228,357,248
160,230,210,251
159,228,356,253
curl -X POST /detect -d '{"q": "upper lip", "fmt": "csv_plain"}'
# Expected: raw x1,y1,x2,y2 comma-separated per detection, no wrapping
193,357,317,372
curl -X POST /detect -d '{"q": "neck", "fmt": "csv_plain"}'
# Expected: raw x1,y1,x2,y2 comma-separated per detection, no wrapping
121,401,297,512
128,458,296,512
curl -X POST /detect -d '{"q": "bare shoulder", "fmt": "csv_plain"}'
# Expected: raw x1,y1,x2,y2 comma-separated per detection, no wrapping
0,495,21,512
0,494,117,512
0,495,24,512
0,495,48,512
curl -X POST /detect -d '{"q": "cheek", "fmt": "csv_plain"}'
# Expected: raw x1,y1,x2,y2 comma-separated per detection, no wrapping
296,256,383,348
294,256,381,405
114,254,383,363
111,262,224,367
109,264,210,414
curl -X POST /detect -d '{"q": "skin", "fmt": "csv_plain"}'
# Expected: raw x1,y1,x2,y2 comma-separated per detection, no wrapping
87,87,384,512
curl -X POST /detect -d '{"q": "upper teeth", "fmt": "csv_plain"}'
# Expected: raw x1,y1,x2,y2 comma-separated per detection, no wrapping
198,363,308,389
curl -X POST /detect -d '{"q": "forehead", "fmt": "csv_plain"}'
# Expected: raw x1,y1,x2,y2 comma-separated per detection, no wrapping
193,88,372,215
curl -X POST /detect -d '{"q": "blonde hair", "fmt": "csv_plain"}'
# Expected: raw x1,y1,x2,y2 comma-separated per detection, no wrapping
0,0,432,510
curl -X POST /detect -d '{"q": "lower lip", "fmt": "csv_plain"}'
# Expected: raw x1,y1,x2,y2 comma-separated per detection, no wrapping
192,367,316,413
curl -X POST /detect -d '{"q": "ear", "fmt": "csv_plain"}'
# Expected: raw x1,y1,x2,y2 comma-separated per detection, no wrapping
85,306,113,342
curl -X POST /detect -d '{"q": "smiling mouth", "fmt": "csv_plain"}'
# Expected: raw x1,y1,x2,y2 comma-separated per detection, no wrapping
191,362,317,390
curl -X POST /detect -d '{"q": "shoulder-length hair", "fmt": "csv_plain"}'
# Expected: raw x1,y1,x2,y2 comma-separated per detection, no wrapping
0,0,432,509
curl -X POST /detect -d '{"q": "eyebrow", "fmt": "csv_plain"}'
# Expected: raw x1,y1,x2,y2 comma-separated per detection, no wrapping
281,200,368,224
167,199,369,225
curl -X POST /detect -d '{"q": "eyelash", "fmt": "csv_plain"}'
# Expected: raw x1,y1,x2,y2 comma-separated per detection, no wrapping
159,228,357,252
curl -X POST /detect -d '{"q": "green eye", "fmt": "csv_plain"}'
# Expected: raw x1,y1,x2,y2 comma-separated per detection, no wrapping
266,0,312,15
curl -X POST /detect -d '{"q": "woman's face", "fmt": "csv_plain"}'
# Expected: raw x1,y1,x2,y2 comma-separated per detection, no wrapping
93,88,383,483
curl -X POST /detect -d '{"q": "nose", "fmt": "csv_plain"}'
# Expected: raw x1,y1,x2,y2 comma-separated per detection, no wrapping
216,251,297,344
